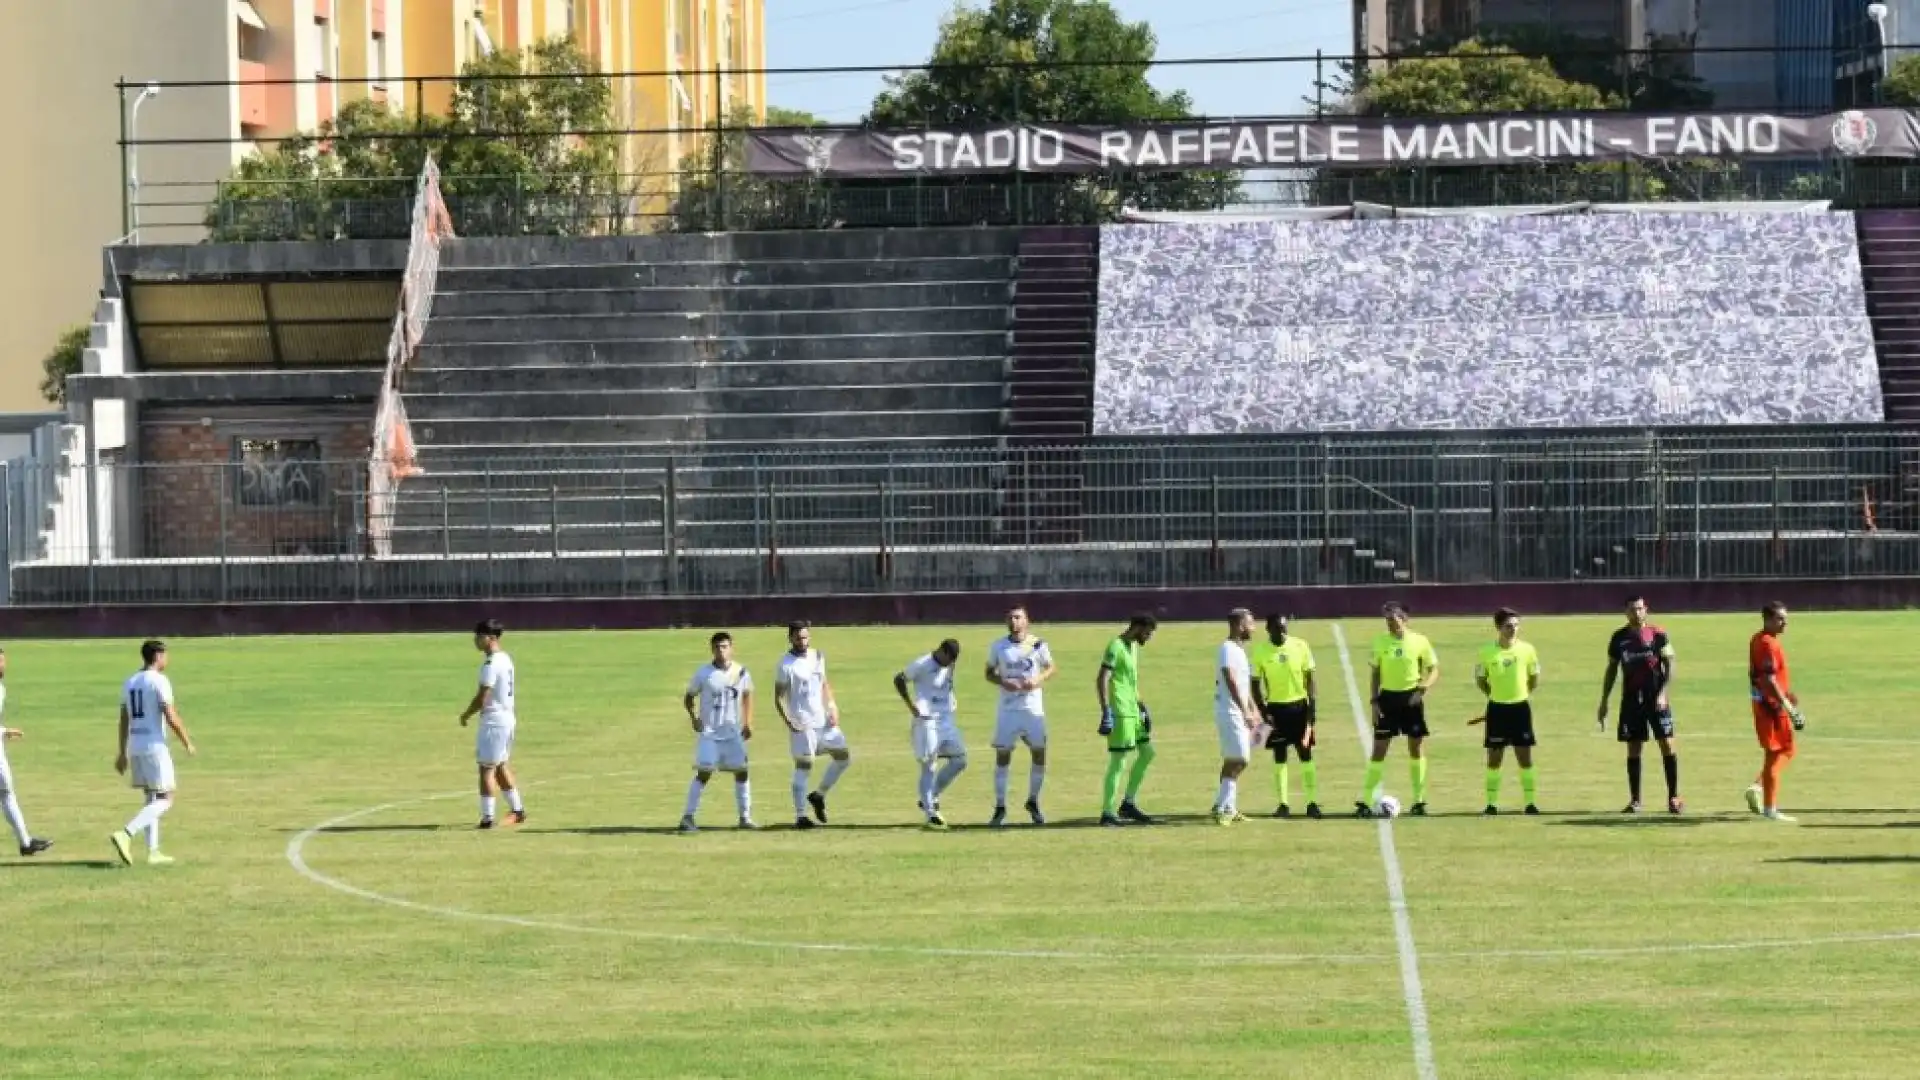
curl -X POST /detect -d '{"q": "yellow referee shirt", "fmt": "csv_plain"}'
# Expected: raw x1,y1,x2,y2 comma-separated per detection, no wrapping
1371,631,1437,692
1252,638,1315,705
1475,640,1540,705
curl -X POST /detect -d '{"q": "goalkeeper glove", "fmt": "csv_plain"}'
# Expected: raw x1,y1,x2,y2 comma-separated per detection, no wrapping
1789,706,1806,731
1098,707,1114,736
1140,705,1152,734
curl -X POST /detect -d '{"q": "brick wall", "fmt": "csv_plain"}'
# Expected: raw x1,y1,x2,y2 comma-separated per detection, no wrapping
138,408,372,559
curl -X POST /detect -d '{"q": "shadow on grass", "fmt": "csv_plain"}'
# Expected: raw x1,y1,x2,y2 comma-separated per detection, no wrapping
1799,821,1920,830
1767,855,1920,865
0,858,119,871
1552,815,1744,829
536,813,1237,836
279,824,444,835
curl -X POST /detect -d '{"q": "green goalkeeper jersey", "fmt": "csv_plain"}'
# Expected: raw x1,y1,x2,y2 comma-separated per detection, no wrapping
1102,636,1141,716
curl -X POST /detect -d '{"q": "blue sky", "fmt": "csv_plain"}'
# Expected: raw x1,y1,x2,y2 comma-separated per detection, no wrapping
765,0,1356,124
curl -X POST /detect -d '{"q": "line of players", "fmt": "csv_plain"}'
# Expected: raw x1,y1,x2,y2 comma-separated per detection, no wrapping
0,598,1806,865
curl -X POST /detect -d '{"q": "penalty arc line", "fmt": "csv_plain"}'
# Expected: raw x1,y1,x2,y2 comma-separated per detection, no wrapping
1332,622,1440,1080
284,776,1920,969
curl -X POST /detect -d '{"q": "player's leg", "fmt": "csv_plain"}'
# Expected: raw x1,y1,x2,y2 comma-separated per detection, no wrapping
809,728,851,824
1357,735,1392,817
1269,731,1292,817
1024,731,1048,825
1622,735,1645,812
990,711,1018,826
932,718,968,805
1120,717,1155,821
789,728,816,827
496,763,526,824
1484,744,1506,814
733,767,758,830
1214,716,1251,822
1296,725,1321,817
683,738,718,831
1404,699,1431,814
1654,715,1682,812
0,754,46,855
1513,704,1538,813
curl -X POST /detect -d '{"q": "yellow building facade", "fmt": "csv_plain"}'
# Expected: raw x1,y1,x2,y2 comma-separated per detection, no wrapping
0,0,764,412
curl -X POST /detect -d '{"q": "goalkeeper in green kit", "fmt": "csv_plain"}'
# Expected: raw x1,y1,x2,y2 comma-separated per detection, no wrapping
1096,614,1159,827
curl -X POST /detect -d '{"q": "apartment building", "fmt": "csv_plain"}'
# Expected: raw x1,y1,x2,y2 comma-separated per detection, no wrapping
0,0,763,413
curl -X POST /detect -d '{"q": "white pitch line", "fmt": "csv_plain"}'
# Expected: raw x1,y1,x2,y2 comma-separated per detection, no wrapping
1332,622,1440,1080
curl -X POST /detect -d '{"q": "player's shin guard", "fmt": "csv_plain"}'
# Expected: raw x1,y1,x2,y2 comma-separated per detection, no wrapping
1102,753,1126,814
734,778,752,819
1626,756,1643,802
1484,768,1501,808
684,778,706,817
934,756,966,795
1301,760,1319,805
1409,757,1429,805
992,764,1010,807
820,757,850,794
1661,754,1679,800
1274,762,1290,807
504,788,523,813
1520,766,1537,806
918,760,938,813
1027,765,1045,803
1124,741,1155,802
791,769,809,816
1,793,29,843
1361,760,1384,803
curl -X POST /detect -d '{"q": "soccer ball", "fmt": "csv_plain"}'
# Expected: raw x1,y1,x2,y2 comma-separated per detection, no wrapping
1375,795,1401,819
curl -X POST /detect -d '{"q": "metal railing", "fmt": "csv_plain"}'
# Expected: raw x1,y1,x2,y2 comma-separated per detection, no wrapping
8,430,1918,606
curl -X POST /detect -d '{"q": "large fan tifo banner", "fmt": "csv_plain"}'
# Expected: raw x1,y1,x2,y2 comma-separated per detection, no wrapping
1091,213,1886,435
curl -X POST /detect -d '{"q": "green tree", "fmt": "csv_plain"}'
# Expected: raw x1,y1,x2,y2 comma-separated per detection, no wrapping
667,104,845,232
208,38,626,240
40,324,89,407
862,0,1238,223
1885,54,1920,105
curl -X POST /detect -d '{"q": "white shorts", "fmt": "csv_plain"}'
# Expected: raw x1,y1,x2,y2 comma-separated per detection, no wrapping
129,747,176,793
695,735,749,773
0,746,12,794
789,725,850,761
992,709,1047,751
475,724,516,766
1216,709,1253,762
910,714,967,762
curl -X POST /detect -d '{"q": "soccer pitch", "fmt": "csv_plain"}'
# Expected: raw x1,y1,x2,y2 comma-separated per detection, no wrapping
3,610,1917,1079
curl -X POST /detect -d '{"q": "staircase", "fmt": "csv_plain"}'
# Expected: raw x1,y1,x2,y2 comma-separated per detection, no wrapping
1856,209,1920,422
1002,226,1098,544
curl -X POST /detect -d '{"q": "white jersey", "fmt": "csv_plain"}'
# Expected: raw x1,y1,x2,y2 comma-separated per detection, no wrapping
987,635,1052,715
1215,640,1252,717
903,653,956,717
122,669,176,754
478,651,516,727
688,663,753,740
775,649,830,729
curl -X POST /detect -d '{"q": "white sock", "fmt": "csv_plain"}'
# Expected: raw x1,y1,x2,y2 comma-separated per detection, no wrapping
918,761,938,812
480,795,496,821
126,795,171,849
993,765,1010,807
1027,766,1045,803
504,789,523,813
735,778,752,819
1,793,29,843
1215,778,1235,811
683,778,706,818
820,757,850,794
791,768,810,815
934,757,967,796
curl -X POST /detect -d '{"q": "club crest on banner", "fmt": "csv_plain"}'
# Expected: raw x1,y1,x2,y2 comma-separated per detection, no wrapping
1830,110,1878,156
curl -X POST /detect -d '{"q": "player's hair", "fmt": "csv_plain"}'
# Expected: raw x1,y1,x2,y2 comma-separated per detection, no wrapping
937,638,961,658
1267,613,1289,633
140,639,167,665
474,618,505,638
786,619,811,635
1007,604,1028,618
710,631,732,647
1128,612,1158,631
1762,601,1788,619
1493,607,1519,628
1382,601,1409,617
1624,594,1647,607
1227,608,1253,629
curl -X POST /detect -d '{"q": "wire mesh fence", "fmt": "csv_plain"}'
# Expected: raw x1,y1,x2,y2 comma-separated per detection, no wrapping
7,430,1917,606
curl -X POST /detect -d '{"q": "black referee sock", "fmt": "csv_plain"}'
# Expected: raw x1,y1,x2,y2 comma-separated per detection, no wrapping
1662,754,1679,800
1626,756,1642,802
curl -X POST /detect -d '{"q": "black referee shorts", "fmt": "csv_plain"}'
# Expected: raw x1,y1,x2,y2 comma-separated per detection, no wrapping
1262,701,1314,749
1373,689,1429,740
1482,701,1536,749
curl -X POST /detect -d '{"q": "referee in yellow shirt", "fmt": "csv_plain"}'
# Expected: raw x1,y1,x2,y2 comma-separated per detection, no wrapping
1474,607,1542,815
1360,602,1439,817
1251,614,1319,818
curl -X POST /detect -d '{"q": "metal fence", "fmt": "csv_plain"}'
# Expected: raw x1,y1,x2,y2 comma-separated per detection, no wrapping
8,430,1918,606
120,43,1920,241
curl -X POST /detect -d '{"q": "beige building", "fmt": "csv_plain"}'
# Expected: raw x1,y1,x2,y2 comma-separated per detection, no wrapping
0,0,764,413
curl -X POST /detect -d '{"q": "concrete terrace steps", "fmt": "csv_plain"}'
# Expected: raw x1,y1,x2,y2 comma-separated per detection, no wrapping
404,356,1012,394
415,332,1014,367
441,227,1021,268
410,409,1007,446
431,280,1013,318
420,306,1012,345
435,256,1016,291
405,383,1010,419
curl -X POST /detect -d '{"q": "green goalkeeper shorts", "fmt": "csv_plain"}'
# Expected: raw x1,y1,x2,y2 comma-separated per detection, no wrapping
1107,711,1144,751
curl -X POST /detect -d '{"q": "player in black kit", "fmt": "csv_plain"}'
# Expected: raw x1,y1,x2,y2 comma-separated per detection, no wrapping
1596,596,1681,813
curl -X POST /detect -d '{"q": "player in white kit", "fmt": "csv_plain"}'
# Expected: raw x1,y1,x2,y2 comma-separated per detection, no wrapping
680,631,757,833
457,619,524,830
0,648,54,858
775,621,849,830
1212,609,1259,825
984,606,1056,828
894,638,966,830
111,640,196,866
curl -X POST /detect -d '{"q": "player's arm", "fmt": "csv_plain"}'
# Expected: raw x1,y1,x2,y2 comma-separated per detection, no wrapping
161,699,196,756
1596,655,1619,726
893,669,922,717
1655,639,1674,709
682,687,700,733
1034,645,1057,689
821,672,840,726
1368,661,1382,716
1417,647,1440,693
1250,670,1269,712
984,660,1005,690
1304,666,1318,711
115,704,130,773
1473,662,1492,698
773,669,799,732
461,664,492,726
740,688,754,740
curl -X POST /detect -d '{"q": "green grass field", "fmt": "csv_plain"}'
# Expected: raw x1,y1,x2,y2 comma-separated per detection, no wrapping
2,611,1916,1079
